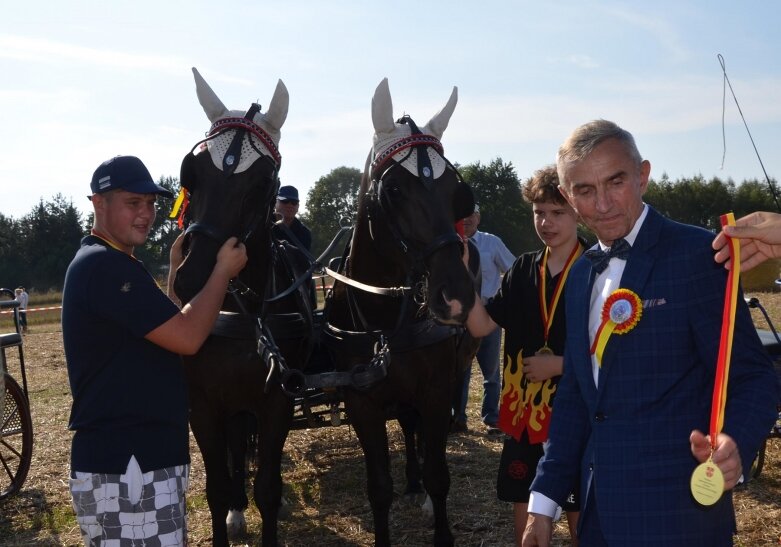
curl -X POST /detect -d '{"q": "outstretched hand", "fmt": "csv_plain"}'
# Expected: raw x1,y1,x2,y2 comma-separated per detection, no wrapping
713,211,781,272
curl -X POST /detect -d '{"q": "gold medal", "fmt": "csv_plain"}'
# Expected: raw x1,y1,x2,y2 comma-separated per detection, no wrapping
536,345,553,355
690,457,724,506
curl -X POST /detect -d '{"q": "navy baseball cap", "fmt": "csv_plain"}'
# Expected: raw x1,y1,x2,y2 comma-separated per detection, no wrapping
89,156,173,199
277,185,299,201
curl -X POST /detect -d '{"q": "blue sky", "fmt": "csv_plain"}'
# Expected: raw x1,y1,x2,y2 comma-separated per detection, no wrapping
2,1,780,219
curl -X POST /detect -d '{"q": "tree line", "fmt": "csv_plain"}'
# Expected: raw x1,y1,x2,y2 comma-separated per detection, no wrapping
1,161,777,292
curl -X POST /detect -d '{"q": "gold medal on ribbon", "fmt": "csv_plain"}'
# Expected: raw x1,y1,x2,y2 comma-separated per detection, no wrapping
536,345,554,355
689,212,740,507
690,457,725,506
538,242,582,353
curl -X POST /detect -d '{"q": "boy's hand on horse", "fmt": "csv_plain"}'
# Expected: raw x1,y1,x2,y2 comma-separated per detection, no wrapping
215,236,248,280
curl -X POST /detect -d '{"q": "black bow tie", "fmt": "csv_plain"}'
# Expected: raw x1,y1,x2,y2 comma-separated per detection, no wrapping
584,238,631,274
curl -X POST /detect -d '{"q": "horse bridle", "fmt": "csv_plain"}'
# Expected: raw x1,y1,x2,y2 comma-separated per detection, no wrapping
182,104,281,248
367,115,464,268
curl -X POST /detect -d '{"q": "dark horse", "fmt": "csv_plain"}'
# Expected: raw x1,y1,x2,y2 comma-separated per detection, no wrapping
324,78,476,546
173,68,312,547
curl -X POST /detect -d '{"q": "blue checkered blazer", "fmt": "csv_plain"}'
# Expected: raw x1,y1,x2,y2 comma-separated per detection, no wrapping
532,207,778,546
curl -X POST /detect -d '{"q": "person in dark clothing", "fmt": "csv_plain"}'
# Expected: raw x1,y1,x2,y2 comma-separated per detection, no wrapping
273,185,312,251
63,155,246,546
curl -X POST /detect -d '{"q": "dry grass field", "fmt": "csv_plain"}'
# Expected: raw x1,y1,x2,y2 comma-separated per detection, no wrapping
1,291,780,546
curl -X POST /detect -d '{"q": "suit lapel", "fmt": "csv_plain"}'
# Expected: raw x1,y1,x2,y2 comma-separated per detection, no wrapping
570,260,599,398
595,207,663,401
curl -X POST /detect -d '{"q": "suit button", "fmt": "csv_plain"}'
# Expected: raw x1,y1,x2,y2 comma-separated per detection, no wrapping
595,412,606,422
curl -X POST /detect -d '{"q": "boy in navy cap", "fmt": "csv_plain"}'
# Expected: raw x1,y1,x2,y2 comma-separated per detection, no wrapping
63,155,247,546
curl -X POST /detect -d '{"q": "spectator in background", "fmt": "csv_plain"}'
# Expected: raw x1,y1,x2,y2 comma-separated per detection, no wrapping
273,185,312,251
14,287,28,334
455,204,515,433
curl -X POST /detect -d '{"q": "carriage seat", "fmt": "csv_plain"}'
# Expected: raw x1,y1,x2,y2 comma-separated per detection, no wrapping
0,297,23,350
0,333,22,349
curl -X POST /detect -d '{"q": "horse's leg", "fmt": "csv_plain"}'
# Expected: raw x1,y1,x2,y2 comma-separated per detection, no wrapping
254,389,293,547
420,385,455,547
349,393,394,547
190,405,233,547
397,404,424,499
225,412,252,538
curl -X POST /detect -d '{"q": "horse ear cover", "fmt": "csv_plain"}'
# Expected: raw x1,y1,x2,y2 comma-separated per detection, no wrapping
192,67,230,123
453,183,475,221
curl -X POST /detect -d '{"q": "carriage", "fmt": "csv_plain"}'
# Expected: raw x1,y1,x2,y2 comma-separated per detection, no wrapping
0,287,33,500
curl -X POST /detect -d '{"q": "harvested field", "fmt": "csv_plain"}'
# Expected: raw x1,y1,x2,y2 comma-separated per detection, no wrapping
1,291,780,546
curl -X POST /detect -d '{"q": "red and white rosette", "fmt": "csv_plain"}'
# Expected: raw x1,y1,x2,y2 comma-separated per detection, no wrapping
590,288,643,366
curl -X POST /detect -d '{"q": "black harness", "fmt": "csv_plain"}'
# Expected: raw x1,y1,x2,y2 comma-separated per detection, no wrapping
278,116,465,396
179,104,311,391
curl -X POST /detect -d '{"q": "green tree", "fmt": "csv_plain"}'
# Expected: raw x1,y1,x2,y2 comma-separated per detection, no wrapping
0,213,24,288
645,175,734,232
20,195,85,290
458,158,531,255
300,166,362,257
732,178,780,218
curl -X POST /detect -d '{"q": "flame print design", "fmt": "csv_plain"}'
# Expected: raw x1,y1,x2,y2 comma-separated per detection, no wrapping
497,349,557,443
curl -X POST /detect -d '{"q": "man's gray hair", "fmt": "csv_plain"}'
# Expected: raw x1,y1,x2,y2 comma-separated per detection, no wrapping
557,120,642,185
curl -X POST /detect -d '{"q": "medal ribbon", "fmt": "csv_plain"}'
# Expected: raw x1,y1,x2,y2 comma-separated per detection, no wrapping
539,241,582,348
90,229,136,259
710,212,741,450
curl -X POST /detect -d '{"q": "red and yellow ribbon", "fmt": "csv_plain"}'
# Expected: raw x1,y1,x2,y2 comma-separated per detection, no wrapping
169,188,189,229
590,288,642,366
538,241,583,349
710,212,741,449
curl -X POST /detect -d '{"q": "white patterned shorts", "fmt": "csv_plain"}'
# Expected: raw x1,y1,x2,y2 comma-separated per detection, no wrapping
69,456,189,547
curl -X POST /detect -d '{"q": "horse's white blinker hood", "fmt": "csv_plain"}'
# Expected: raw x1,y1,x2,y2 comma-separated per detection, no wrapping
371,78,457,179
192,67,289,174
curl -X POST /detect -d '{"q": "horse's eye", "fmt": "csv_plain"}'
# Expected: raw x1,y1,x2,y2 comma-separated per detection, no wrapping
385,183,402,199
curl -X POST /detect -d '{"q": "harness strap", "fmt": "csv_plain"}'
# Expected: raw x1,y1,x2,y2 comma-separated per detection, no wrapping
266,223,354,304
401,116,435,188
222,103,261,176
208,109,282,168
325,266,412,297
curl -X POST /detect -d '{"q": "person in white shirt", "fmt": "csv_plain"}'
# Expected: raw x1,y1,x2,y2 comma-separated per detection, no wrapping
14,287,28,334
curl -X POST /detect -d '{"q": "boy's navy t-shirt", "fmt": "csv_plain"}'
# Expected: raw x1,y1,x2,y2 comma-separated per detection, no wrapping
63,235,188,474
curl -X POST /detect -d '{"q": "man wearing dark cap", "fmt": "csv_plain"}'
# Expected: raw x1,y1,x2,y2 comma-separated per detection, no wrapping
273,184,312,251
63,155,247,546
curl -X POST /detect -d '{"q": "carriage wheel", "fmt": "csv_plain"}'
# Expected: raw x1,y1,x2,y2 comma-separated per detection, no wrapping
0,373,33,500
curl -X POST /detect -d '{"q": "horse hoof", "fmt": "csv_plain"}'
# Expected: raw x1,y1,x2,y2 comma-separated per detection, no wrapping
420,493,434,516
226,509,247,538
402,490,427,507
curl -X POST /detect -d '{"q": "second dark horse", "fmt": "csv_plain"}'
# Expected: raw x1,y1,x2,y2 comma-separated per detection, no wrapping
325,78,477,546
